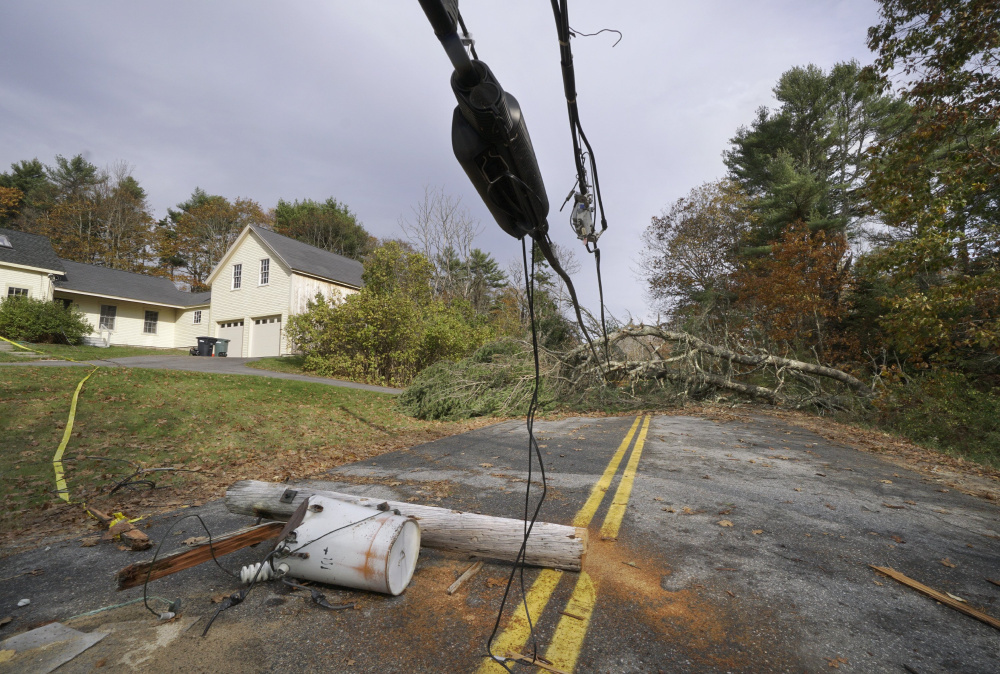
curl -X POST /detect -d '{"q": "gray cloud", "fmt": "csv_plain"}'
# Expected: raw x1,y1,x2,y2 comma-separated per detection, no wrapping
0,0,880,321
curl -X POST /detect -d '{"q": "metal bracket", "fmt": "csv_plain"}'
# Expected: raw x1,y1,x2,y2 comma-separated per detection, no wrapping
279,489,298,504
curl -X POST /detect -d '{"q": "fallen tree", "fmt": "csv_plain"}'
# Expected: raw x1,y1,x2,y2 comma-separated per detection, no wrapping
558,325,873,409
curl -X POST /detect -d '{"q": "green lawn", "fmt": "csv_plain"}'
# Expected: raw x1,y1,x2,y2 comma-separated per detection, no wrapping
245,355,311,376
0,343,188,362
0,365,488,537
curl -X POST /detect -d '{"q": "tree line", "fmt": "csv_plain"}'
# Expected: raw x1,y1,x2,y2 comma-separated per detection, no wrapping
639,0,999,462
0,158,372,292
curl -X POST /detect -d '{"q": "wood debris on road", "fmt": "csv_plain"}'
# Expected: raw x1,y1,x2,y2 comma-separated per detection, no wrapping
871,565,1000,631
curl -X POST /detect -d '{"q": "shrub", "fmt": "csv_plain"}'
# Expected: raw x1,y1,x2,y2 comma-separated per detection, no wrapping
0,296,93,344
874,370,1000,468
398,340,550,420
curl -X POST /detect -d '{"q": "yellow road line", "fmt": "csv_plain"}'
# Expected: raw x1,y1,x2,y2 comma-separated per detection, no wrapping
572,415,641,528
52,367,98,501
543,571,597,672
599,414,651,540
479,569,565,673
478,416,642,673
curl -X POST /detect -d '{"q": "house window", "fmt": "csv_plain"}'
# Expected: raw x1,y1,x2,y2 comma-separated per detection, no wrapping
7,287,28,298
143,311,159,334
259,258,269,285
99,305,117,330
232,263,242,289
193,310,202,324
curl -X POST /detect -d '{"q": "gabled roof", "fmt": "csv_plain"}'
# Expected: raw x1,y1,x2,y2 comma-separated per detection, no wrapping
54,259,211,308
252,225,363,287
0,227,65,274
208,225,363,288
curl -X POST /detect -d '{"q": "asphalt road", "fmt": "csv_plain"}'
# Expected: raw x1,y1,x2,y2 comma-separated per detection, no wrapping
2,414,998,673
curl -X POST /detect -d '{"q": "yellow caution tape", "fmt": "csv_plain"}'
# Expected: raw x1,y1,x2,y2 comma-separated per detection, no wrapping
52,365,98,502
0,335,98,502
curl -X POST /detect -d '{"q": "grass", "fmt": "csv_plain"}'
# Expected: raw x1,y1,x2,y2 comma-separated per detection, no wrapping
245,355,312,376
0,365,491,538
0,343,188,362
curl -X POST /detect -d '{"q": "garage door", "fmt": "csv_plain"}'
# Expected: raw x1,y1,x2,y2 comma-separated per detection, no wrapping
250,316,282,357
218,320,244,357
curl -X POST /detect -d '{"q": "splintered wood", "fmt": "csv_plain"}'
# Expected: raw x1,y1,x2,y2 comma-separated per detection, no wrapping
115,521,283,590
871,565,1000,631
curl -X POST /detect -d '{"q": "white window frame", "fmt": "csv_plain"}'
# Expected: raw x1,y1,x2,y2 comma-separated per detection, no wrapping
232,263,242,290
99,305,117,331
193,310,202,324
6,287,29,298
259,258,270,286
143,310,159,335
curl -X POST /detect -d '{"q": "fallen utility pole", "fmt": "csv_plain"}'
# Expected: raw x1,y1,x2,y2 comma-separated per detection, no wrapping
116,521,284,590
225,481,587,571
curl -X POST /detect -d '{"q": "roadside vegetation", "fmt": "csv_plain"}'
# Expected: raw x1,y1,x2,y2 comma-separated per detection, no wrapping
0,365,490,538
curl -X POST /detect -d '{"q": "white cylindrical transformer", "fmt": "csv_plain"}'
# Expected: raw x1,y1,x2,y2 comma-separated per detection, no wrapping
277,495,420,596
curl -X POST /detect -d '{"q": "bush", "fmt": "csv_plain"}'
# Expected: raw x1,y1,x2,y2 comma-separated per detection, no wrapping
874,370,1000,468
0,296,93,344
398,340,550,420
285,243,494,387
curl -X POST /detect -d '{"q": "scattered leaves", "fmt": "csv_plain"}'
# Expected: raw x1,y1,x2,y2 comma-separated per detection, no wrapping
181,536,208,547
880,480,893,484
883,503,906,509
717,520,734,527
941,558,957,568
752,529,763,535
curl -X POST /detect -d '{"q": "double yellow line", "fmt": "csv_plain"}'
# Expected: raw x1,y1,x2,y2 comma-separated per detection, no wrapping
480,414,652,673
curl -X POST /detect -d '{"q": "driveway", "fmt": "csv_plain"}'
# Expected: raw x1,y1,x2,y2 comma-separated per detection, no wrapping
0,355,399,394
2,414,998,672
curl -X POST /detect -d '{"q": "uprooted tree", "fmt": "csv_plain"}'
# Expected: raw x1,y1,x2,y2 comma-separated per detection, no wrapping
558,325,872,411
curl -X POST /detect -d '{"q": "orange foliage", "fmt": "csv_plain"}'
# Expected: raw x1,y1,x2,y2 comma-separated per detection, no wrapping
733,222,855,361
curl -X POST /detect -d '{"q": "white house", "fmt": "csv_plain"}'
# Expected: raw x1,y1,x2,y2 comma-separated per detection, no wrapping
0,224,362,356
203,225,361,357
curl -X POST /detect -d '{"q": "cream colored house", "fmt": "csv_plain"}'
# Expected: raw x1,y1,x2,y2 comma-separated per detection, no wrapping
204,225,362,357
0,225,362,355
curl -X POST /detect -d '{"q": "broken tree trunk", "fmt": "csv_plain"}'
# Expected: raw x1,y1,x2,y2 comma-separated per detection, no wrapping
115,521,284,590
578,325,871,394
225,480,587,572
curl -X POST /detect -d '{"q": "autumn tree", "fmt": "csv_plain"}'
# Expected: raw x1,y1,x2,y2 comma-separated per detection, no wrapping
639,180,753,319
273,197,373,260
863,0,1000,364
160,189,272,291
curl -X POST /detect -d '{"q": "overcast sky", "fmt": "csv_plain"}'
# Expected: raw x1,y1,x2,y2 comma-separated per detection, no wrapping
0,1,881,321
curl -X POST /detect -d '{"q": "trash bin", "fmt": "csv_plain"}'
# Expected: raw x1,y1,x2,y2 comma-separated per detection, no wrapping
196,336,218,356
214,338,231,357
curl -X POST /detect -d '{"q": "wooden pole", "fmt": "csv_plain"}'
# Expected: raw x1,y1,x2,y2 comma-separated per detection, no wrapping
225,480,587,572
116,521,284,590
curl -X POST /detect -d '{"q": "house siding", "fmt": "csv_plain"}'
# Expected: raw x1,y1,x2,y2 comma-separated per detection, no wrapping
209,230,292,356
289,274,356,315
1,264,54,300
57,293,179,348
174,307,211,350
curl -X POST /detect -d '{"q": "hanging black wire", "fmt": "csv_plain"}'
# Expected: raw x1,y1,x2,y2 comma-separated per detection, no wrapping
485,237,548,672
550,0,613,367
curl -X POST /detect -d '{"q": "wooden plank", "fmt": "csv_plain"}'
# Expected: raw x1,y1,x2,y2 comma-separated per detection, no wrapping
116,521,284,590
226,480,587,571
447,561,484,595
505,652,570,674
871,565,1000,631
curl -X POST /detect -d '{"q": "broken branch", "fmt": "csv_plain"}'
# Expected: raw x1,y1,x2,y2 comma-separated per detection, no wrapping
115,521,283,590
